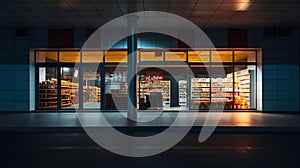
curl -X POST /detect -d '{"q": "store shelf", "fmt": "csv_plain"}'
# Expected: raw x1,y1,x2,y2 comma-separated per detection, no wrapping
139,80,171,108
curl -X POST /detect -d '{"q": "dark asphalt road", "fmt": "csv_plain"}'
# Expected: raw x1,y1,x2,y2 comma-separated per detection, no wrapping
1,132,300,168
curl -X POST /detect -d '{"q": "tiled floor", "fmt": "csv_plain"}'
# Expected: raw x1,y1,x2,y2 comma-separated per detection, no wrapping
0,112,300,132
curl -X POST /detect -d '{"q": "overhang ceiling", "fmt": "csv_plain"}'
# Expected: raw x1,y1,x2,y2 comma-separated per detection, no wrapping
1,0,300,28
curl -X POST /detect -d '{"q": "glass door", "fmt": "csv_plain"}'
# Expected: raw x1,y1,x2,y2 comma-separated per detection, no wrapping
82,66,101,109
104,65,128,110
37,66,58,110
60,66,79,109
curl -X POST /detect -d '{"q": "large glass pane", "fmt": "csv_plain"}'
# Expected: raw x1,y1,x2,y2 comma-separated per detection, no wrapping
105,66,128,110
105,51,127,63
140,51,163,61
211,51,233,62
190,65,210,110
82,51,103,63
188,51,210,63
38,67,58,109
36,51,58,63
61,67,79,109
83,66,101,109
165,51,186,61
59,51,80,63
234,51,256,63
211,65,234,109
233,65,256,109
138,67,175,110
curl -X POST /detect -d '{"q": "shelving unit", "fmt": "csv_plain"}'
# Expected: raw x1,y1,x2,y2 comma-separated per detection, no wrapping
178,80,187,106
211,78,233,109
39,81,58,109
71,82,79,106
190,78,210,109
228,69,250,109
61,80,72,107
139,80,171,108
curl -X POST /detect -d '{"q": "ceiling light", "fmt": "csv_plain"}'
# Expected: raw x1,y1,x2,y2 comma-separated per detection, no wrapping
235,0,250,11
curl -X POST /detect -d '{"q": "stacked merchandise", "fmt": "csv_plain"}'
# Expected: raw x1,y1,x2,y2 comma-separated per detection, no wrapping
61,80,72,107
227,69,250,109
190,78,210,109
39,79,58,109
139,80,171,108
211,78,233,109
178,80,187,107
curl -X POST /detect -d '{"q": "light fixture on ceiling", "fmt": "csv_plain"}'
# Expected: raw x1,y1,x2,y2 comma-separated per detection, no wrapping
235,0,251,11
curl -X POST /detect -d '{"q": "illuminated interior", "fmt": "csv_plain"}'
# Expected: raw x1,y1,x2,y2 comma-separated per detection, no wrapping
59,51,80,63
35,48,258,110
105,51,127,62
82,51,103,63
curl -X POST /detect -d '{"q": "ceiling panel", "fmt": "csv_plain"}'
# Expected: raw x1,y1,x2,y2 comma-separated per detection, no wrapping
94,3,119,11
214,11,237,18
67,3,96,10
191,10,215,17
268,2,297,11
245,2,271,11
169,10,191,17
169,4,195,10
0,0,299,28
195,3,221,10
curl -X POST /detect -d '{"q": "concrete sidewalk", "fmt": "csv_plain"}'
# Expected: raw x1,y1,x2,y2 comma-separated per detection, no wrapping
0,112,300,132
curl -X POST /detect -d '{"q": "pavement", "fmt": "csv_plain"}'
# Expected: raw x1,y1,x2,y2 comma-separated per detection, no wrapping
1,112,300,132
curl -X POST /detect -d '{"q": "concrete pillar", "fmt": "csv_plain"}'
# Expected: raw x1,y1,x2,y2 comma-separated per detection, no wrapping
127,15,138,121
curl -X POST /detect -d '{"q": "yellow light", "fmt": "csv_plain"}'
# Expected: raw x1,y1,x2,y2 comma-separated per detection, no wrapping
235,0,250,11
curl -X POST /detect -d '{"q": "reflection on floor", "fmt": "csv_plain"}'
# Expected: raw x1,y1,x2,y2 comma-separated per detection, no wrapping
62,103,101,109
62,104,188,111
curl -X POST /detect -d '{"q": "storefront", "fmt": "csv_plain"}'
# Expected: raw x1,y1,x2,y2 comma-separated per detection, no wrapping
34,48,260,111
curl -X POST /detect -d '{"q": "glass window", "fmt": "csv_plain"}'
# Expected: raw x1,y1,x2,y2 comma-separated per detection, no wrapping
83,67,101,109
105,66,128,110
211,51,233,62
234,65,256,109
61,67,79,109
105,51,127,63
36,51,58,63
211,65,234,109
190,65,210,110
140,51,163,61
59,51,80,63
234,51,256,63
38,67,58,109
188,51,210,63
165,51,186,61
82,51,103,63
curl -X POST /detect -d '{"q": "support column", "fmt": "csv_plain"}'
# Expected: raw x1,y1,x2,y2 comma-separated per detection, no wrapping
127,15,138,121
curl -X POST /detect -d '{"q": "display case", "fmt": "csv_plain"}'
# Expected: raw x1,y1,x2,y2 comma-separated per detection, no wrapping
178,80,187,106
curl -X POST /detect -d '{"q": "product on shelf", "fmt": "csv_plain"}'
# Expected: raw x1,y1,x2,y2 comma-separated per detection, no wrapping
179,80,187,106
190,78,211,109
139,80,171,109
227,69,250,109
39,79,58,109
61,80,72,107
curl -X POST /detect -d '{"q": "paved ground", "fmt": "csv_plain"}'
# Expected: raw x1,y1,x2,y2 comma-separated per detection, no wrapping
1,112,300,168
0,112,300,132
1,132,300,168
